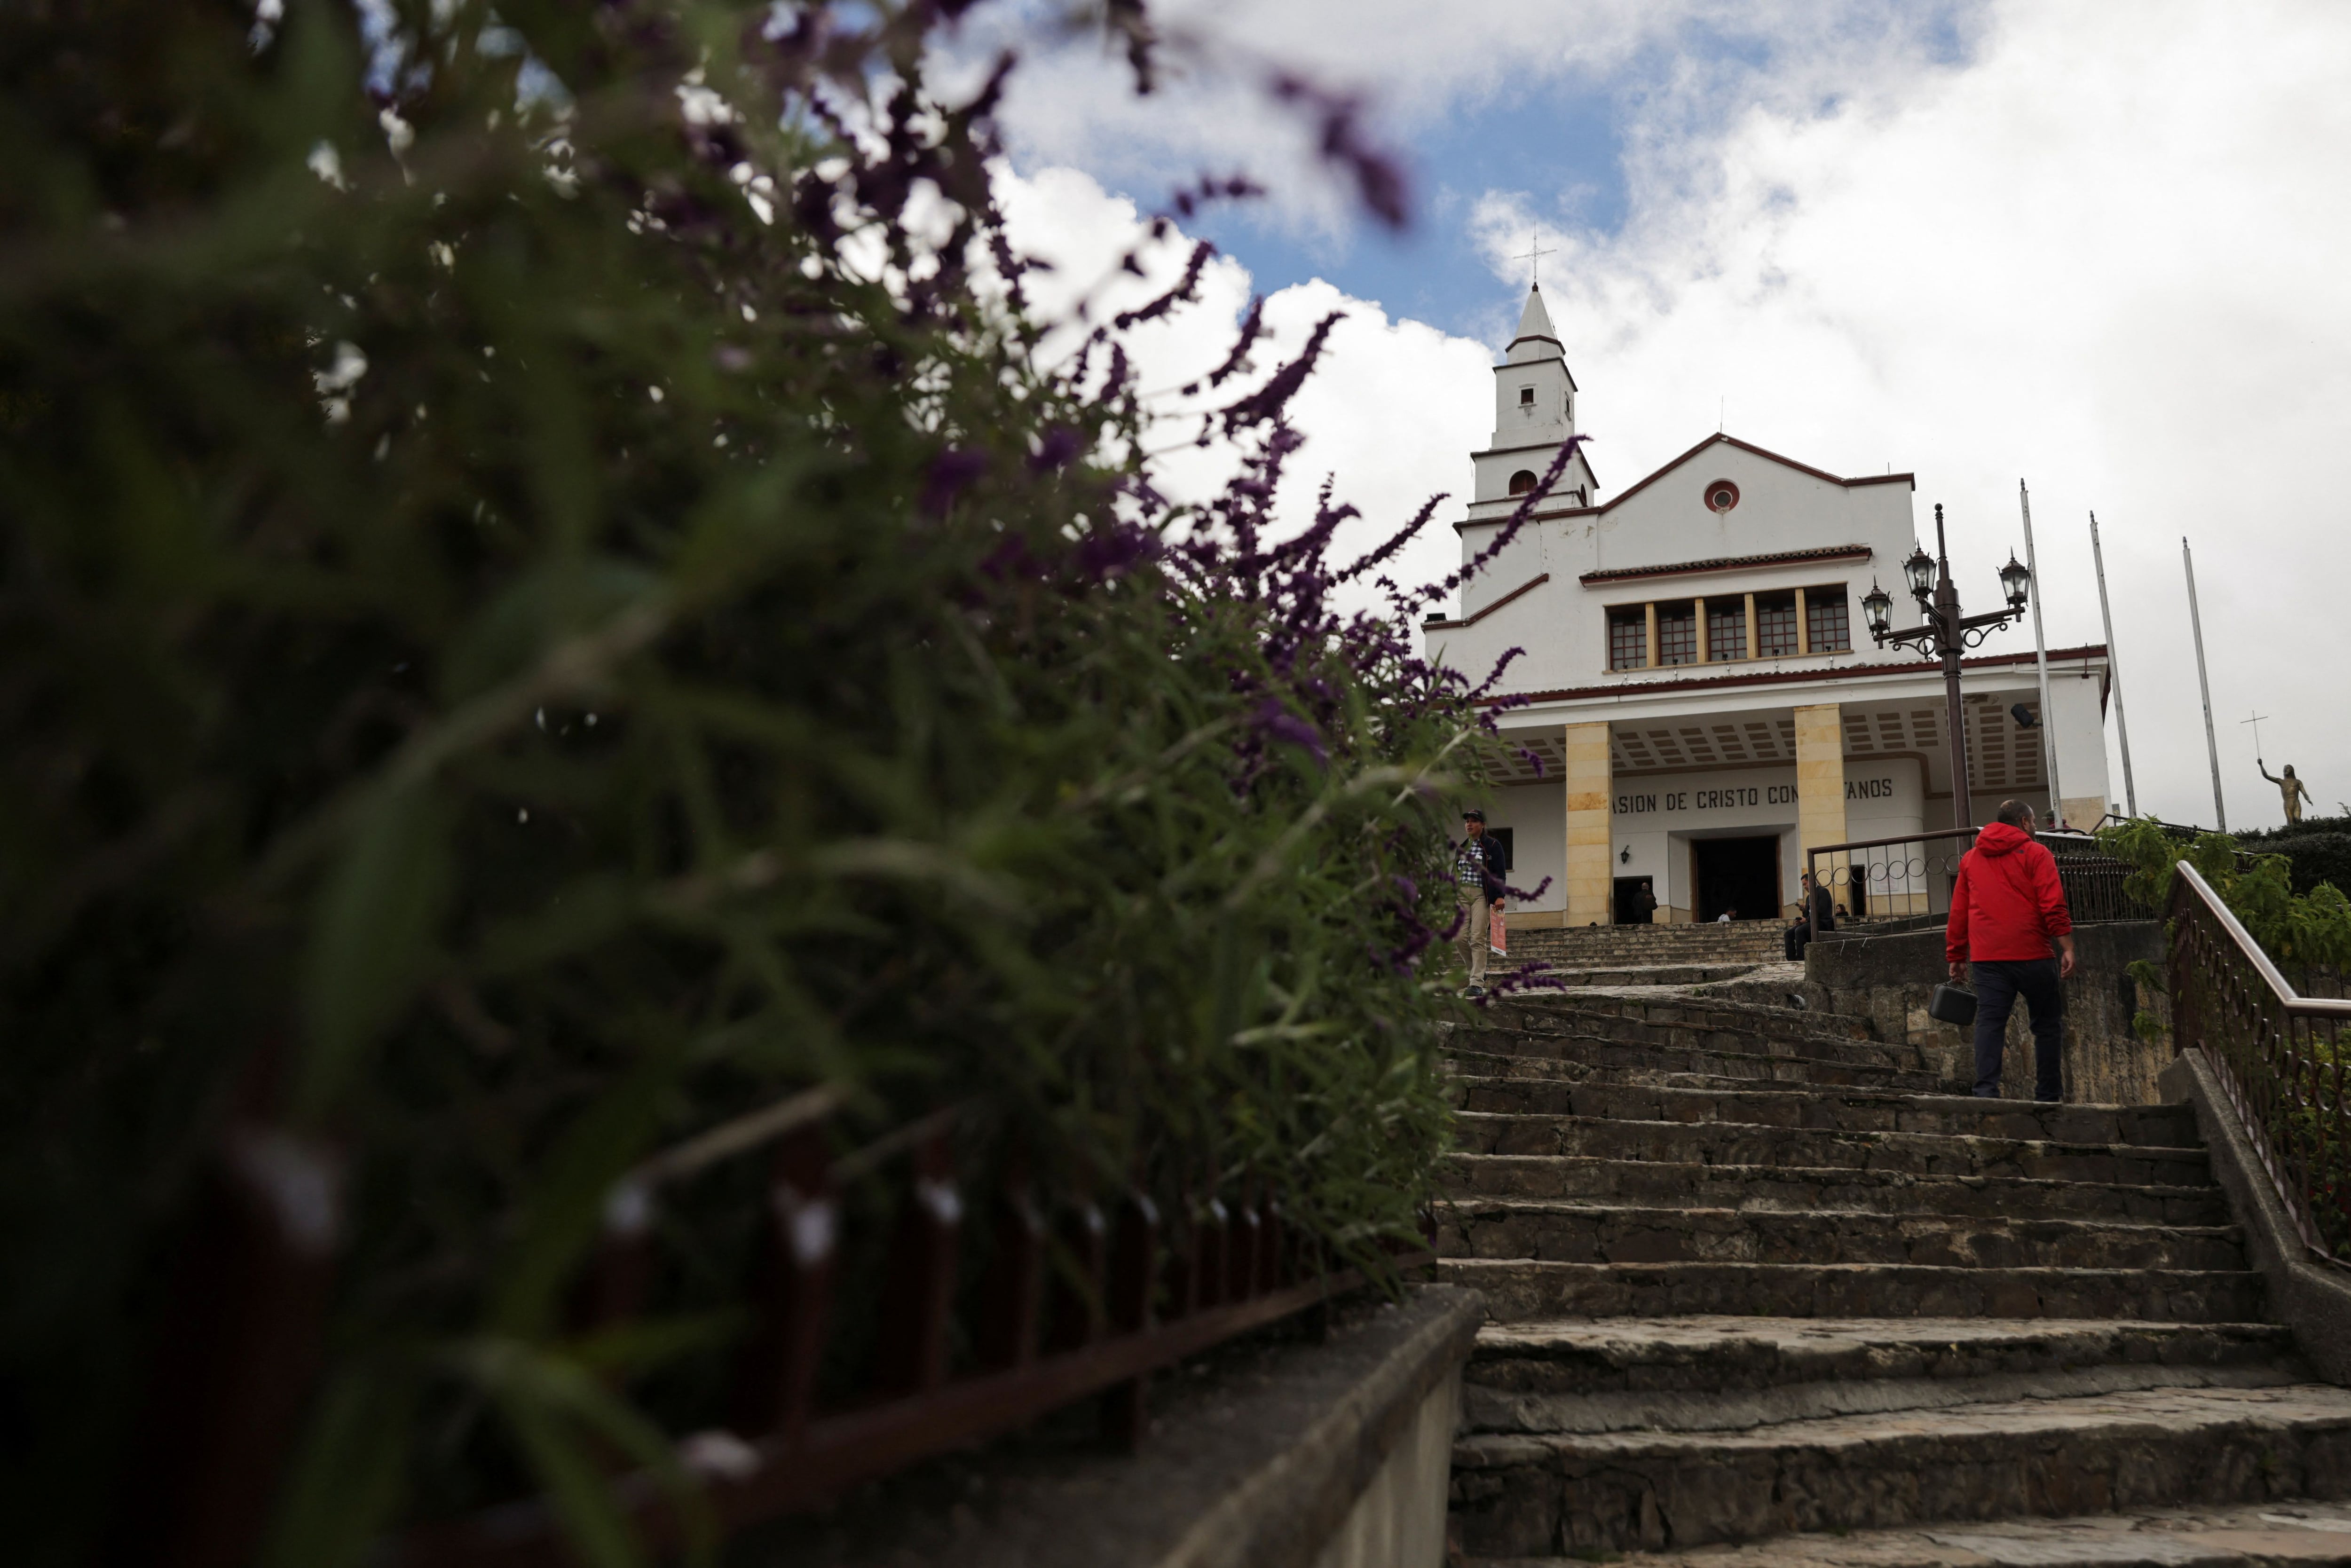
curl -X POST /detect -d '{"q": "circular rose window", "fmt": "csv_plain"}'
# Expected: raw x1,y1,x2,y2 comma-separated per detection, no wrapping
1704,479,1740,514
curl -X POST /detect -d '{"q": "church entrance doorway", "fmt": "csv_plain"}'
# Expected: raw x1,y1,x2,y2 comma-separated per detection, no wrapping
1691,835,1780,923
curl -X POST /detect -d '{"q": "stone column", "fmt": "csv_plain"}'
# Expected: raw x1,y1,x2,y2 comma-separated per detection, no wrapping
1793,703,1848,919
1564,721,1613,926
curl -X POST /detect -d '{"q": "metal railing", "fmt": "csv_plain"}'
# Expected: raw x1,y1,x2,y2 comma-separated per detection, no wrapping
2167,860,2351,1266
1803,828,2156,926
133,1084,1427,1566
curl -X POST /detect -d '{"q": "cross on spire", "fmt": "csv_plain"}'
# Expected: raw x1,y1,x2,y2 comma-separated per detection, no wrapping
1513,229,1557,287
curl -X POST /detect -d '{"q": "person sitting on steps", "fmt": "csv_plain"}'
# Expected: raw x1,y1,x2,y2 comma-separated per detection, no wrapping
1946,798,2077,1101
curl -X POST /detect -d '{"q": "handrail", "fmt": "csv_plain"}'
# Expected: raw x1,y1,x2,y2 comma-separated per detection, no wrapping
2166,858,2351,1269
2173,861,2351,1019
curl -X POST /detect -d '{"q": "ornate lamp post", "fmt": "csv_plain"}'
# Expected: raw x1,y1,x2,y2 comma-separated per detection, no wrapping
1859,503,2031,830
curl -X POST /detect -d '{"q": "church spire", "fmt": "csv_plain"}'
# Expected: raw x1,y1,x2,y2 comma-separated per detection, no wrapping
1476,281,1597,508
1511,284,1558,351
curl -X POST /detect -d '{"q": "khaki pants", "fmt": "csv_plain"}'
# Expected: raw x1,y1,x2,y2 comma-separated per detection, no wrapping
1458,897,1490,985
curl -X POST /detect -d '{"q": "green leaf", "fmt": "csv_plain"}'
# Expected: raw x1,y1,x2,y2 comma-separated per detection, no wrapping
298,781,451,1120
260,1357,418,1568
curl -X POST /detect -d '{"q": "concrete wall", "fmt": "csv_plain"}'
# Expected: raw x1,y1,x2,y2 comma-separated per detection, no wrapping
1307,1364,1459,1568
1804,921,2170,1103
750,1285,1484,1568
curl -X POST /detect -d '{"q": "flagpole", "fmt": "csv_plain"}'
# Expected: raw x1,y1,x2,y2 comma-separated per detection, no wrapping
2183,536,2226,831
2019,481,2062,824
2088,512,2137,818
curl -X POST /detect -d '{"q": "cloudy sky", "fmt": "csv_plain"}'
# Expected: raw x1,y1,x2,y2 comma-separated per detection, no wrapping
951,0,2350,833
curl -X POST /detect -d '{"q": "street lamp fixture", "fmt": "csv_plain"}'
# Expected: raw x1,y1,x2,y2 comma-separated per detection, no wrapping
1998,551,2032,609
1860,579,1893,637
1866,503,2032,829
1902,544,1937,601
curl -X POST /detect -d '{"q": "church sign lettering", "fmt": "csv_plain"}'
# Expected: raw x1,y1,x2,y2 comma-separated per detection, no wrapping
1615,783,1803,815
1611,777,1891,815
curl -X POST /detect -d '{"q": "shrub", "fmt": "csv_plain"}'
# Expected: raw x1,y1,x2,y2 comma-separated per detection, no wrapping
2238,819,2351,900
2097,817,2351,978
0,5,1532,1562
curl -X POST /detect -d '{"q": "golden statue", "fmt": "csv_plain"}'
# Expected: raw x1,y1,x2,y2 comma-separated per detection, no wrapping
2258,757,2314,824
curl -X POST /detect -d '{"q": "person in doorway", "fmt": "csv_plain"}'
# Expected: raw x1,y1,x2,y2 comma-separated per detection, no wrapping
1947,799,2077,1101
1634,879,1658,924
1715,908,1734,924
1455,809,1509,997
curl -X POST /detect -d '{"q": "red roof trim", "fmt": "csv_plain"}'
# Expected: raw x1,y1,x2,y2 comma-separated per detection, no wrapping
1423,573,1550,630
1456,433,1916,534
1483,644,2110,707
1579,544,1873,588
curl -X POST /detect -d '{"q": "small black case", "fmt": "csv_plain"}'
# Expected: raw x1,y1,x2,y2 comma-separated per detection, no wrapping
1928,983,1978,1027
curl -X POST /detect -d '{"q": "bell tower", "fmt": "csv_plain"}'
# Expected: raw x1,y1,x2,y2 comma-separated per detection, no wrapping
1473,284,1598,509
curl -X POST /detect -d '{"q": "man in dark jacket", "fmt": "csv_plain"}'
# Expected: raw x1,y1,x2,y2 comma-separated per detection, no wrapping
1947,799,2077,1100
1455,810,1510,997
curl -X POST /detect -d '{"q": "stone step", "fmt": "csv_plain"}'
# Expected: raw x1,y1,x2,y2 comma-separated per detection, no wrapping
1439,1048,1956,1100
1439,1258,2268,1324
1500,962,1762,987
1444,1051,1957,1100
1448,1382,2351,1560
1460,1019,1939,1076
1451,1080,2199,1145
1455,1113,2215,1187
1435,1201,2247,1272
1462,1316,2301,1403
1462,1500,2351,1568
1507,922,1785,956
1443,1156,2236,1225
1487,993,1879,1045
1468,1356,2304,1442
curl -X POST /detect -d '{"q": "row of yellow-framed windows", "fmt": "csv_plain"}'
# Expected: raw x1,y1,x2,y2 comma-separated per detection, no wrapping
1605,585,1851,671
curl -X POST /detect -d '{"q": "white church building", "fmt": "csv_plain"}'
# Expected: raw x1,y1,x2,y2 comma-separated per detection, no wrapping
1422,285,2115,928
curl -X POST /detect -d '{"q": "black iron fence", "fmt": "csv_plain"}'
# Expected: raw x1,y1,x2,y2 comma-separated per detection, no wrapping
2167,860,2351,1265
134,1083,1428,1567
1803,828,2155,927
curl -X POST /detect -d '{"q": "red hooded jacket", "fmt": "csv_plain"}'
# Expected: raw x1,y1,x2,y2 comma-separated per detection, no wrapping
1945,822,2073,963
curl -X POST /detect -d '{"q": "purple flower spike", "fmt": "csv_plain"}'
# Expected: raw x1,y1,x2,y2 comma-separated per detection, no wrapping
1250,696,1328,767
1030,425,1082,472
922,447,989,517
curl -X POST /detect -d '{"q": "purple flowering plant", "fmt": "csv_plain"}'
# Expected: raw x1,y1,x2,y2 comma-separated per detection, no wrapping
0,2,1565,1559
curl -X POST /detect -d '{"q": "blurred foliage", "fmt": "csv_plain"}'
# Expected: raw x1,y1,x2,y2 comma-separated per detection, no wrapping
0,3,1510,1562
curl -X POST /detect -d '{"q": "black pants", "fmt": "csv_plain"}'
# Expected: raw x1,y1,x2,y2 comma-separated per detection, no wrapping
1972,957,2064,1101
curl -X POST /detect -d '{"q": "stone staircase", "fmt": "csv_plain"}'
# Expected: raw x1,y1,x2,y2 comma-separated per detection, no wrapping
1436,985,2351,1566
1506,921,1787,974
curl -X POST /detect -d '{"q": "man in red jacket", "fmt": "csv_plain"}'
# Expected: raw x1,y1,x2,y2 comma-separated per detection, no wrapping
1947,799,2077,1101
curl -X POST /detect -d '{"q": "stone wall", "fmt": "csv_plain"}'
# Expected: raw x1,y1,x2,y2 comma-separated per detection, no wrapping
1803,922,2172,1103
